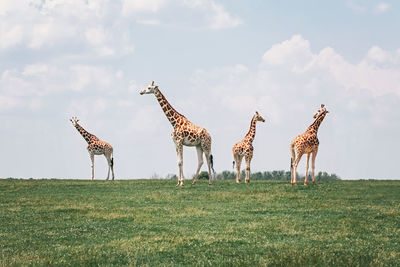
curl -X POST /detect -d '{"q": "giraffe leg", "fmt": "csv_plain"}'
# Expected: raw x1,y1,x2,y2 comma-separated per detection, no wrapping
304,153,310,185
235,155,243,183
90,152,95,180
204,151,213,185
290,160,294,185
176,143,184,186
192,146,204,186
292,153,303,185
105,153,111,180
311,149,318,185
290,143,296,185
245,155,252,184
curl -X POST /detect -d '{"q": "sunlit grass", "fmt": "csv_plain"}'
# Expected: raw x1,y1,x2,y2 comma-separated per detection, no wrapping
0,179,399,266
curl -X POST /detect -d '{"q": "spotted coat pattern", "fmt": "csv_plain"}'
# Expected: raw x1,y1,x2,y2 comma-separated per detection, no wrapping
141,82,214,186
290,105,328,185
232,112,265,183
71,117,114,180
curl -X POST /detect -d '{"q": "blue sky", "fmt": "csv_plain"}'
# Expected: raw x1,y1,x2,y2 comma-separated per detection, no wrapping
0,0,399,179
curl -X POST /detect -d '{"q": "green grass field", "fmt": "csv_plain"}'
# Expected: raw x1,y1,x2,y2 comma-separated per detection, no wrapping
0,179,399,266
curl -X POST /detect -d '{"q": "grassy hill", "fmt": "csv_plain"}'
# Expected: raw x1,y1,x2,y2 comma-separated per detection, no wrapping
0,179,399,266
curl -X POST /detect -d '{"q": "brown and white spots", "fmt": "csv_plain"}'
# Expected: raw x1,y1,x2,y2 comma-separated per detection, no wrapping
290,104,329,185
70,117,115,181
140,81,215,186
232,111,266,184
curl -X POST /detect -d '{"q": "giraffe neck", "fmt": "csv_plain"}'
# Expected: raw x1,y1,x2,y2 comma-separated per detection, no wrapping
154,88,185,128
74,123,97,144
244,116,257,143
307,113,326,134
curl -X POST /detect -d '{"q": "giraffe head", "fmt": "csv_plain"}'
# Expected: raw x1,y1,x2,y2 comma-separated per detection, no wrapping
254,111,266,123
140,81,158,95
313,104,329,119
70,116,80,127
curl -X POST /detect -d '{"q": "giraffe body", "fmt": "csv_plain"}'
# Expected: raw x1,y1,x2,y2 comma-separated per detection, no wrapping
70,117,115,180
140,81,214,186
232,112,265,184
290,105,329,185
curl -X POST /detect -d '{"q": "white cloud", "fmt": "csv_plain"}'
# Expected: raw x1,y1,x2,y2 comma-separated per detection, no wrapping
366,46,389,63
123,0,241,30
122,0,167,14
373,2,390,14
262,35,314,72
0,0,134,56
193,35,400,124
0,25,23,49
261,35,400,97
207,1,242,29
136,19,160,25
347,1,390,15
0,63,128,112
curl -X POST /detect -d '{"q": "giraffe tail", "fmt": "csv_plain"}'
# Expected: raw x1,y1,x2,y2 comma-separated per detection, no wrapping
210,154,215,174
232,161,235,169
111,156,114,168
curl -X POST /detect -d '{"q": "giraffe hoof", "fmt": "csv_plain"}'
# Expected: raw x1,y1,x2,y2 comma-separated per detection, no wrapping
208,183,212,186
304,182,308,186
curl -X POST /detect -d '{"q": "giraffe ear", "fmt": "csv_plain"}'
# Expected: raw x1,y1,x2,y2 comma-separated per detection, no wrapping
151,81,154,86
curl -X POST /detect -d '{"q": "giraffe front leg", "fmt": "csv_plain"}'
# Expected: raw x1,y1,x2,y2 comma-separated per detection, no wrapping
192,146,204,186
176,143,184,187
245,156,252,184
311,149,318,185
90,152,95,180
235,155,243,183
304,153,310,185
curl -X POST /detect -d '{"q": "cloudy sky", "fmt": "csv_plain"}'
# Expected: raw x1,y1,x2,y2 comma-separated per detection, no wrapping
1,0,399,180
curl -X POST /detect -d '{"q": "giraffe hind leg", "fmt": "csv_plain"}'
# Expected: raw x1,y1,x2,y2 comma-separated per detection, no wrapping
191,146,204,186
292,153,303,185
311,149,318,185
245,156,252,184
90,152,95,181
304,153,310,185
235,155,243,183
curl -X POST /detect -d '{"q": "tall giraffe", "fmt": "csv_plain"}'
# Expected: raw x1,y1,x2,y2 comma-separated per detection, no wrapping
290,104,329,185
70,117,115,180
140,81,215,186
232,111,265,183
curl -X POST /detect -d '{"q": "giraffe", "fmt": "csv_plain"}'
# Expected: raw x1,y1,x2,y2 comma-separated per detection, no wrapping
140,81,215,186
232,111,266,184
70,117,115,180
290,104,329,185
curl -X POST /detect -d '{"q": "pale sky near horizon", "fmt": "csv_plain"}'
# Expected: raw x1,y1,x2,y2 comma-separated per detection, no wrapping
1,0,399,180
